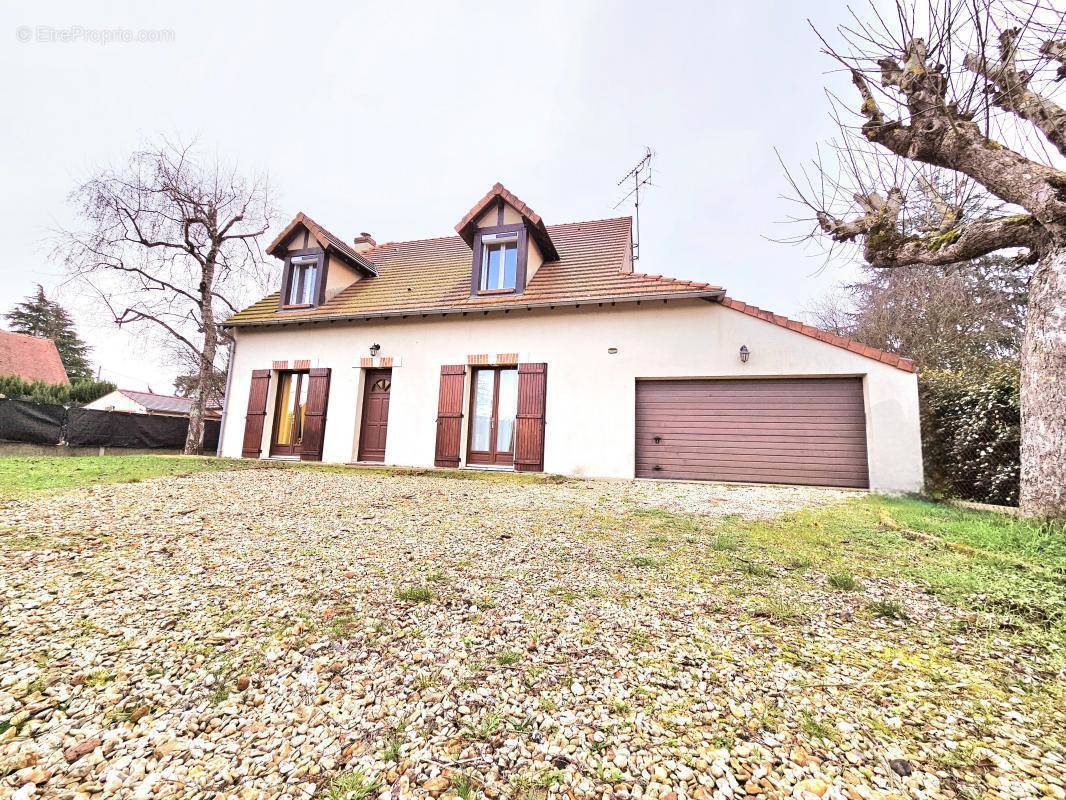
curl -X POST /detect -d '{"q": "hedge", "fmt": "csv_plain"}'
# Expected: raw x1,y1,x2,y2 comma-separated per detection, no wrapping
919,366,1020,506
0,375,116,407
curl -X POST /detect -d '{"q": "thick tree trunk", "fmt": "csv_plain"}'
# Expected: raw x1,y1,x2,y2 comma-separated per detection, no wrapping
184,256,218,456
1020,245,1066,519
183,338,215,456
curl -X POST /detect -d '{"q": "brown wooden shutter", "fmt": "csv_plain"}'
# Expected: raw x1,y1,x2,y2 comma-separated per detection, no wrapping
434,365,467,468
241,370,272,458
514,363,547,472
299,368,331,462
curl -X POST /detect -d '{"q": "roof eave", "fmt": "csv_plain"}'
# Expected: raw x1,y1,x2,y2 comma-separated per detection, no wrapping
224,288,725,328
714,296,917,373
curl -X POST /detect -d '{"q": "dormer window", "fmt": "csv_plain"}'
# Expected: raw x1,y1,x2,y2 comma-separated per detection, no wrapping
267,214,378,312
455,184,561,298
479,232,519,293
286,253,320,306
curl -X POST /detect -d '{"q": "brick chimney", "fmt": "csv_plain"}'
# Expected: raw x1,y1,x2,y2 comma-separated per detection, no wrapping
352,232,376,252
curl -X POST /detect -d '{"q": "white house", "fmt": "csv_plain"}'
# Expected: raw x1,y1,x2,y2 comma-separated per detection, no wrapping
219,184,923,492
85,389,221,419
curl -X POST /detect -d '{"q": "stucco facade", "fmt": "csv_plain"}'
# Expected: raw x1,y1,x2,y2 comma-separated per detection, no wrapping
219,299,923,493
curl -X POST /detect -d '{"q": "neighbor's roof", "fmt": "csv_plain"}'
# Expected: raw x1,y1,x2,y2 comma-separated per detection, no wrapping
226,216,724,326
119,390,222,417
719,297,917,372
0,330,68,384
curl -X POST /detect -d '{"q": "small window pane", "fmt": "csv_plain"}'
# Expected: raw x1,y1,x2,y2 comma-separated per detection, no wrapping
487,246,503,289
287,262,318,305
471,370,494,451
300,265,317,305
275,373,295,444
293,374,309,444
480,241,518,292
286,268,302,305
495,369,518,452
502,244,517,289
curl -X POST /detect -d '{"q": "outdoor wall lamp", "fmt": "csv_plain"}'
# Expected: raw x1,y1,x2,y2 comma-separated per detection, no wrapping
369,343,381,357
739,345,750,363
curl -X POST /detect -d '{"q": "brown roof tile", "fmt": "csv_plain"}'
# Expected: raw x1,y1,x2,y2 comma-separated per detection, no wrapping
119,390,222,417
718,297,916,372
0,330,69,384
456,182,545,233
227,217,723,326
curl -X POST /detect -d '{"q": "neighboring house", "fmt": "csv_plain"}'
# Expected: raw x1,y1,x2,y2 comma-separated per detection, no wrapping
0,330,68,384
85,389,222,419
220,184,922,492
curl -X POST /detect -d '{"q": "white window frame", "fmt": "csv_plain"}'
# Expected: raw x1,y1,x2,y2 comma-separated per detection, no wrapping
479,232,519,292
287,254,320,306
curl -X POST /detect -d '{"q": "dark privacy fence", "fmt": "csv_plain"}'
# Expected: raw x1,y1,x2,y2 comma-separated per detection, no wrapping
0,398,220,451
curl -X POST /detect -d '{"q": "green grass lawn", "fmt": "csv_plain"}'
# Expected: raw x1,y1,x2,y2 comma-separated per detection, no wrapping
883,495,1066,570
0,455,261,498
631,494,1065,652
0,455,570,500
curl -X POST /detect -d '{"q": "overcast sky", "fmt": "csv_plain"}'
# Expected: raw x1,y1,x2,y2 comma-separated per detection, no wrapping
1,0,863,392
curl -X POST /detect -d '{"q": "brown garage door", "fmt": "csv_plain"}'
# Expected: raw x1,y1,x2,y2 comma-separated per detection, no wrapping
635,378,869,488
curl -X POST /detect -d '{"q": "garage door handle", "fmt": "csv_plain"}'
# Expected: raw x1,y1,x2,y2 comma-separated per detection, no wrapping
653,436,662,444
653,464,662,471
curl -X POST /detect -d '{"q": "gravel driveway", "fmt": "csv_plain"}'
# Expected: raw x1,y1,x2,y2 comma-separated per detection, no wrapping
1,468,1061,800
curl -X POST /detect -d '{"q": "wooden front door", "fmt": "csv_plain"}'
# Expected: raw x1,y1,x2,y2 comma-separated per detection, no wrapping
358,369,392,462
270,371,310,457
467,367,519,467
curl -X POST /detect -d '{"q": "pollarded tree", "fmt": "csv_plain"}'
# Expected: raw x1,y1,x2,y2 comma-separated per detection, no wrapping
791,1,1066,518
58,140,274,454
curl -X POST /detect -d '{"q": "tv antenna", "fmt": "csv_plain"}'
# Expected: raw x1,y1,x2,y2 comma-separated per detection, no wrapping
613,147,655,261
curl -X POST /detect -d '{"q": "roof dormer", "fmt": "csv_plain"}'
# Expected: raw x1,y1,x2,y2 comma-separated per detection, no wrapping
266,213,377,310
455,183,559,298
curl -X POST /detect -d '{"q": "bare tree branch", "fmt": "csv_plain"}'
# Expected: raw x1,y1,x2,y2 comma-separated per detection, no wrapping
57,139,275,453
785,1,1066,517
964,28,1066,156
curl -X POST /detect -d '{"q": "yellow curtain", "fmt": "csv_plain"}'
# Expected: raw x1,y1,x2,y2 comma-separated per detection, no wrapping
275,373,295,445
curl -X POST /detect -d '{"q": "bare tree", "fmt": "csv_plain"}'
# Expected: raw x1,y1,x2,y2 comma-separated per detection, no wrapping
806,255,1030,370
787,0,1066,518
58,140,273,454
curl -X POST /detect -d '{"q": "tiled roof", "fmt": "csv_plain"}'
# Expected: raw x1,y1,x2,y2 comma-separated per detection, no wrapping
0,330,68,384
266,212,377,276
718,297,917,373
227,217,723,326
456,182,545,232
120,390,222,417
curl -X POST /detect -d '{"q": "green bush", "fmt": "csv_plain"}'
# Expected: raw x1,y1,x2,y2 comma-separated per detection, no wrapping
0,375,116,407
920,366,1020,506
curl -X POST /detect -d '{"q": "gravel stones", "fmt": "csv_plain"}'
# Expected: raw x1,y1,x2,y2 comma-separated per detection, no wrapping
0,468,1062,799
